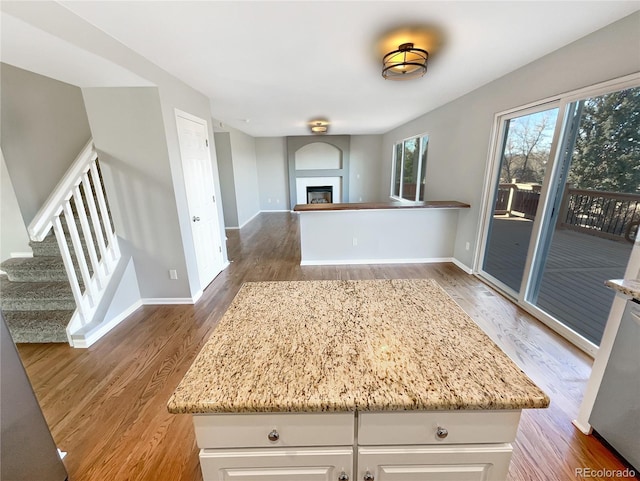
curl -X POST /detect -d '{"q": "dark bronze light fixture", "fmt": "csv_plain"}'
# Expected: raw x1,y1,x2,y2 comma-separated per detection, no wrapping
382,42,428,80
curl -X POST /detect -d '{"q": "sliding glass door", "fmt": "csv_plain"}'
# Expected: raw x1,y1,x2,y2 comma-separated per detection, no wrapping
481,106,559,294
479,81,640,352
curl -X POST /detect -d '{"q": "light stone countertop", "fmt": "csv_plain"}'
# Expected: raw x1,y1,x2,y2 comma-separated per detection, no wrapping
168,279,549,414
605,278,640,301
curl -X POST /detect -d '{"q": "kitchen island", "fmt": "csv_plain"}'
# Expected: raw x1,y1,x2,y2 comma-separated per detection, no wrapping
293,201,471,266
168,279,549,481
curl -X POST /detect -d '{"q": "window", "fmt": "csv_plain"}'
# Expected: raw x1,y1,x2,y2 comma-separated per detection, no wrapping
391,134,429,201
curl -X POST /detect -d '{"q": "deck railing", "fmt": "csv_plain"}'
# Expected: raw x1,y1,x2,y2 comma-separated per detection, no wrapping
28,139,120,335
495,183,640,241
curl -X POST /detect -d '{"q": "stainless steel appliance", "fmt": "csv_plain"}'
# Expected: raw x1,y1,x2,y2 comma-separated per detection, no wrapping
590,299,640,470
1,313,68,481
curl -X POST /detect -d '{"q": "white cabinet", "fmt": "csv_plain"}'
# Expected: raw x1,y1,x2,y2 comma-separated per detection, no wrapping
192,410,521,481
194,413,354,481
358,445,513,481
200,447,353,481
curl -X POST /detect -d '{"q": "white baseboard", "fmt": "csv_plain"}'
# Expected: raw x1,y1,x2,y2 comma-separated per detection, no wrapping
260,209,289,213
72,299,143,348
300,257,454,266
141,297,198,305
572,419,593,435
191,289,203,303
10,251,33,258
451,258,473,274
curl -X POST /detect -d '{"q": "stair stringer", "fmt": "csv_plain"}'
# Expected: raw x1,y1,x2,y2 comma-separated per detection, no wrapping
67,248,141,348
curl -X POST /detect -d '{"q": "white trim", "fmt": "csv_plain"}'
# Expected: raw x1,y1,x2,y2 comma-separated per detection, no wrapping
227,210,261,230
572,419,593,435
192,289,203,303
71,299,143,348
9,251,34,258
260,209,290,213
141,297,198,305
451,258,473,274
301,257,454,266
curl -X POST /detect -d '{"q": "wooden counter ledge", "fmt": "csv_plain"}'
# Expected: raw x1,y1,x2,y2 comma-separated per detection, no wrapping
293,200,470,212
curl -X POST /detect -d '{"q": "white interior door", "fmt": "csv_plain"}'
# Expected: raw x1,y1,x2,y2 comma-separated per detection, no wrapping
175,110,224,290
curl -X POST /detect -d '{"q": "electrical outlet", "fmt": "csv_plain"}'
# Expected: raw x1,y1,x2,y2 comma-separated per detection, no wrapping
169,269,178,280
465,242,470,251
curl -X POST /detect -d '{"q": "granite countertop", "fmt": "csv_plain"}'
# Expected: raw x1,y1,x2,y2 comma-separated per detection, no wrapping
293,200,470,212
168,279,549,414
605,278,640,301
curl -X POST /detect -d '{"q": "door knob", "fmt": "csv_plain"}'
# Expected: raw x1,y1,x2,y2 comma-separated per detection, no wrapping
192,216,201,222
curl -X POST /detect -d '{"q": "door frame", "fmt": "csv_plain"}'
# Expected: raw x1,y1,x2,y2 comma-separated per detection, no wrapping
475,73,640,357
174,109,226,293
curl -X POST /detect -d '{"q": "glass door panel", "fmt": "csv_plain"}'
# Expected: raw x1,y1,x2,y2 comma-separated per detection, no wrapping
482,107,559,294
527,87,640,345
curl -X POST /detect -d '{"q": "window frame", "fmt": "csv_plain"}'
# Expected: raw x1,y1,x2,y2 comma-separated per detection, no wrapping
389,133,429,202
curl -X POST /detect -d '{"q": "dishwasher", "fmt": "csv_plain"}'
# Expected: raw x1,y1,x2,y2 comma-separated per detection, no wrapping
590,298,640,471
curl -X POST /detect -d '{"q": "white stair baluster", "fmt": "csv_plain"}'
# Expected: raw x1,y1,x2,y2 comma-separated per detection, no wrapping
89,161,119,262
63,201,96,307
53,216,86,325
73,184,104,290
82,172,110,276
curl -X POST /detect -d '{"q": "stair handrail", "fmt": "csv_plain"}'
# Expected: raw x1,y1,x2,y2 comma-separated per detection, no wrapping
28,139,97,241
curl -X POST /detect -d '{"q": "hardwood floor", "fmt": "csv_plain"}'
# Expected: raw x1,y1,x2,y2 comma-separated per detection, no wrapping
16,212,634,481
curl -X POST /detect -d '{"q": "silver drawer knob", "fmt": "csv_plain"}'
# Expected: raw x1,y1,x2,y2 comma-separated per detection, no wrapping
436,426,448,439
267,429,280,442
364,472,374,481
338,472,349,481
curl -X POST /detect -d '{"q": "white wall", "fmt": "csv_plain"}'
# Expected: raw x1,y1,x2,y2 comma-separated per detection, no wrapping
255,137,289,211
0,150,31,261
0,63,92,225
381,12,640,269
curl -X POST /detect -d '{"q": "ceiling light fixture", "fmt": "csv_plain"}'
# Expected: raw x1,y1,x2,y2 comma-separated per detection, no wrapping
382,42,428,80
309,120,329,135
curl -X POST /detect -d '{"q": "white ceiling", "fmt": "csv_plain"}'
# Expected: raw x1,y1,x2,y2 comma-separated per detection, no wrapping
32,2,640,136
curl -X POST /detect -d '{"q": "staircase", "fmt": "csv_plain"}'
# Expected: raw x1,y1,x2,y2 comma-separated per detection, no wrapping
0,140,121,344
1,225,91,342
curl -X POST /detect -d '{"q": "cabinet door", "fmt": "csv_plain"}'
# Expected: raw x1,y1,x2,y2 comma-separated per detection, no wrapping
358,444,512,481
200,447,352,481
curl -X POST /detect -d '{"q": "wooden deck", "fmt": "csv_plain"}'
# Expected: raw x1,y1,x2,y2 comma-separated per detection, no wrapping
484,216,631,345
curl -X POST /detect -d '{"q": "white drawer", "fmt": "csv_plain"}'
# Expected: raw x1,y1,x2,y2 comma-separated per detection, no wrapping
193,412,354,449
358,410,521,445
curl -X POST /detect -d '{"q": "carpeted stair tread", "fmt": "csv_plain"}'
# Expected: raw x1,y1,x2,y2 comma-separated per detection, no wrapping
0,276,75,311
3,310,72,343
1,256,67,282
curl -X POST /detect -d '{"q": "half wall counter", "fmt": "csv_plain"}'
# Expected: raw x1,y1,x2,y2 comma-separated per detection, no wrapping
293,200,470,265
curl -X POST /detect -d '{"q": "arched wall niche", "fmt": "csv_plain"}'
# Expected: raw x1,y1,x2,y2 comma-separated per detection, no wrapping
287,135,350,209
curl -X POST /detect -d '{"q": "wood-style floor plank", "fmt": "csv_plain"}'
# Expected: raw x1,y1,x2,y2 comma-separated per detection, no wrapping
15,212,634,481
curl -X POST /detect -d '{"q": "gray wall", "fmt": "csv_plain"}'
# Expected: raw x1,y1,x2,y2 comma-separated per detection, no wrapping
214,132,239,227
0,63,92,225
255,137,289,211
229,127,260,227
381,12,640,269
82,87,191,299
0,150,31,261
3,2,228,300
350,135,383,203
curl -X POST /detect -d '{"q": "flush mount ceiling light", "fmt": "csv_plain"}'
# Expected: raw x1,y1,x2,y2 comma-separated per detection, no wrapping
309,120,329,135
382,42,428,80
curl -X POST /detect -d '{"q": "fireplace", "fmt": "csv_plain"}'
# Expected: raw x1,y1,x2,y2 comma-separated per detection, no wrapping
307,186,333,204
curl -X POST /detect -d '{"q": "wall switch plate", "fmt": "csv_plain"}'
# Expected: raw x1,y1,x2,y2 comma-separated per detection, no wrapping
169,269,178,280
465,242,470,251
352,237,358,246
